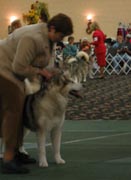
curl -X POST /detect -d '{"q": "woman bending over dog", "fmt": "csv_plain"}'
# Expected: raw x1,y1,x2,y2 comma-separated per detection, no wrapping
0,13,73,174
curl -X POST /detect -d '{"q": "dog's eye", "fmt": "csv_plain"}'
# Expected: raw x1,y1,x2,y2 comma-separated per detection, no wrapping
70,80,74,83
67,79,74,84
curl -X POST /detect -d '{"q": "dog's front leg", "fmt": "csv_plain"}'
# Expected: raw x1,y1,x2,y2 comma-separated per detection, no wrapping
50,128,65,165
19,128,30,155
37,130,48,167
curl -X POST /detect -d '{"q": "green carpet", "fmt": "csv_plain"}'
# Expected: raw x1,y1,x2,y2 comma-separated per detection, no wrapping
1,120,131,180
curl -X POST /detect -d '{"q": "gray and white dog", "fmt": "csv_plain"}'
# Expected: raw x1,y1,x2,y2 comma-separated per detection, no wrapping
63,51,90,83
23,70,82,167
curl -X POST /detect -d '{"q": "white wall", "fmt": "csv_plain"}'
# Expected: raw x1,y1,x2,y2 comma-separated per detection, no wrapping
0,0,131,41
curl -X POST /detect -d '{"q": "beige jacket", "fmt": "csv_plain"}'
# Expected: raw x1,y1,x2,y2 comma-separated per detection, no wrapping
0,23,55,93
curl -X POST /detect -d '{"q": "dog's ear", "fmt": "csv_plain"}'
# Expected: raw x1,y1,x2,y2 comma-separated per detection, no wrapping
51,70,64,85
62,70,72,80
63,70,69,77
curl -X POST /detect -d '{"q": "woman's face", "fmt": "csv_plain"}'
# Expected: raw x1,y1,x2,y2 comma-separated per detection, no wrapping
48,27,65,42
117,35,123,43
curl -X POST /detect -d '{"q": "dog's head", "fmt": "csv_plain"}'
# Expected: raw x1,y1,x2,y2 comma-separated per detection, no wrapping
25,68,83,98
47,70,83,98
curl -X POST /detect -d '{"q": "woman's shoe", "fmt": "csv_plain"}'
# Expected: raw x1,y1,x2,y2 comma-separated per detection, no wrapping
98,75,105,79
1,159,30,174
15,151,36,164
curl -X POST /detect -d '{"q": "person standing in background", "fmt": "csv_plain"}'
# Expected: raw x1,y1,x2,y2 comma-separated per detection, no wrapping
79,37,94,79
86,21,106,79
63,36,78,59
8,19,22,34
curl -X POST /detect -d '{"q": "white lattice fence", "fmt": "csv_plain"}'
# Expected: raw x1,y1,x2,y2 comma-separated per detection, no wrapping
92,53,131,75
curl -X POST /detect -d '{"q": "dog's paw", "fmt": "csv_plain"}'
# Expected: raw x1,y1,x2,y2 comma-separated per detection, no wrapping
56,158,66,164
39,158,48,167
39,161,48,167
55,156,66,164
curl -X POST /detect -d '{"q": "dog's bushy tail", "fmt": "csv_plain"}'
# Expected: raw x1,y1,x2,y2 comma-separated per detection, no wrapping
76,51,89,63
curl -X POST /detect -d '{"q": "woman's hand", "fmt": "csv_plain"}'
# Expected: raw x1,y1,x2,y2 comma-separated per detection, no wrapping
38,68,61,80
38,69,53,80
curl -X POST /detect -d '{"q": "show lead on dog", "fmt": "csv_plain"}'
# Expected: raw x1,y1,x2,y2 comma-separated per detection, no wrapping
0,13,73,174
86,21,106,79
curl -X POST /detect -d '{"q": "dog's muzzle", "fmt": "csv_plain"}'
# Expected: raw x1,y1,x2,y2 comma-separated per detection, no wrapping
69,90,83,99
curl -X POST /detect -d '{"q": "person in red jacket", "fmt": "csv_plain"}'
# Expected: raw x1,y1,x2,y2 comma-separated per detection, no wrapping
86,21,106,78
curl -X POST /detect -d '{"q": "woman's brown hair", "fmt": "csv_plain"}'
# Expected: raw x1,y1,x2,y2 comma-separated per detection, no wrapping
47,13,73,36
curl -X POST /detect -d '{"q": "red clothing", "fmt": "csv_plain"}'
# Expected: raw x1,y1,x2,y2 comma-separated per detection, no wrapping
91,30,106,54
96,53,106,66
91,29,106,66
80,43,91,54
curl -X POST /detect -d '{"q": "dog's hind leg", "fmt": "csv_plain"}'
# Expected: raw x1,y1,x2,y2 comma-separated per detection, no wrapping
37,130,48,167
50,128,65,165
83,70,87,82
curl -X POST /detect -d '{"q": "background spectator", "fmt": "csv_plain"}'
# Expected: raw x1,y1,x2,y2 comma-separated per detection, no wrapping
55,41,65,67
9,19,22,34
80,37,94,79
63,36,78,59
86,21,106,79
112,33,131,73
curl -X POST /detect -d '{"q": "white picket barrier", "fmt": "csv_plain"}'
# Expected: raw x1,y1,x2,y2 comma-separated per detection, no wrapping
92,53,131,75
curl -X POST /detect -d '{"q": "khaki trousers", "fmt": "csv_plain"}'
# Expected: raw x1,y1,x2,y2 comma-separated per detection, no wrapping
0,75,25,151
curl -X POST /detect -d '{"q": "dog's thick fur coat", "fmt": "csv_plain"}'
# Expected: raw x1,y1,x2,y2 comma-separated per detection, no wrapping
24,72,82,167
63,51,90,83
